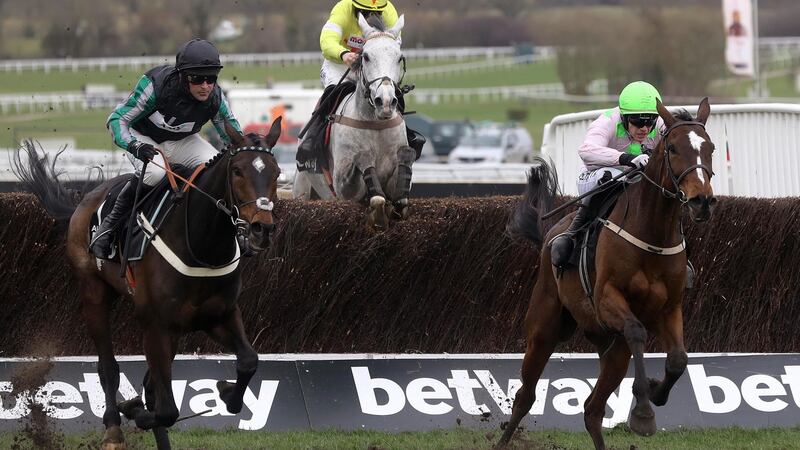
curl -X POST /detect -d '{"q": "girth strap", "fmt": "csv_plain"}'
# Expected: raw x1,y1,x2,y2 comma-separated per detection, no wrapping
331,114,403,130
599,218,685,255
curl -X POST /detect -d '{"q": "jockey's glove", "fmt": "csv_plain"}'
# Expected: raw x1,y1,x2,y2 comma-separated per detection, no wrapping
127,141,157,163
619,153,649,169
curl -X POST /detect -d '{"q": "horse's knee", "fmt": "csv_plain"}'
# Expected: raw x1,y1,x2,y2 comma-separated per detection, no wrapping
623,318,647,345
665,350,688,377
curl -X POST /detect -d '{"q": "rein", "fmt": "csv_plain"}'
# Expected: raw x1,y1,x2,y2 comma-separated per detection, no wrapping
152,143,276,269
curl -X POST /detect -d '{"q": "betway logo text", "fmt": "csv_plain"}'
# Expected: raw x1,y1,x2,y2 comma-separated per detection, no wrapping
0,373,277,429
353,364,800,425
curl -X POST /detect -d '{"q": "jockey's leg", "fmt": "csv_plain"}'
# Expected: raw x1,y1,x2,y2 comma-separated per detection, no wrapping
405,126,426,160
89,178,135,259
550,168,621,269
297,84,336,163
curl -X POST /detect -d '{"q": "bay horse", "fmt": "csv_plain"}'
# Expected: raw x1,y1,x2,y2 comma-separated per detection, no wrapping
499,98,716,449
293,14,414,229
13,120,282,450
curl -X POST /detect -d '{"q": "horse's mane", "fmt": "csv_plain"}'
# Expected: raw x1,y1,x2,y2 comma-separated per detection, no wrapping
366,14,387,31
205,151,226,168
672,109,693,121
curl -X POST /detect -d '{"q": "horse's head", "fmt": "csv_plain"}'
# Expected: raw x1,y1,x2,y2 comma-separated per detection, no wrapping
356,13,405,119
655,98,717,222
223,118,282,252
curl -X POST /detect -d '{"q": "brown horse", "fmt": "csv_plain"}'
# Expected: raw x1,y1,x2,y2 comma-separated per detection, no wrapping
499,98,716,449
14,120,282,450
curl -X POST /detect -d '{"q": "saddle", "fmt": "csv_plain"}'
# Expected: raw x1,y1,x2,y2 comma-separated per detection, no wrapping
565,183,625,298
296,83,357,175
89,168,193,262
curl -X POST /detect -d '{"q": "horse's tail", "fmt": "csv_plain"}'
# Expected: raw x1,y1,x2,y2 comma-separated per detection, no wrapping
505,157,561,248
12,140,104,230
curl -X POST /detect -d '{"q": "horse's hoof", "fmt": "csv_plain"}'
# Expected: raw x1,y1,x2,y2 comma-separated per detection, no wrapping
101,426,126,450
629,403,657,436
367,196,389,230
118,396,144,421
391,199,409,220
217,380,243,414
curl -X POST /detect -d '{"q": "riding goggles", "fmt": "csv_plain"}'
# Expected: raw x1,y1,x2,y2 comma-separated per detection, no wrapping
625,114,658,129
186,74,218,85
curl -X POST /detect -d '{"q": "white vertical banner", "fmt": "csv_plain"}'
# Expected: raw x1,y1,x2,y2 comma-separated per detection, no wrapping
723,0,755,76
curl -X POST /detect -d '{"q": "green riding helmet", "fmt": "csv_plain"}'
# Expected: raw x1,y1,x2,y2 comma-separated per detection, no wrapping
618,81,662,115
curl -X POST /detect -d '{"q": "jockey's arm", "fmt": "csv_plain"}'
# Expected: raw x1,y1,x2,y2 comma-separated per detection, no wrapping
106,75,157,151
211,91,243,146
578,113,627,170
320,1,352,63
320,1,402,64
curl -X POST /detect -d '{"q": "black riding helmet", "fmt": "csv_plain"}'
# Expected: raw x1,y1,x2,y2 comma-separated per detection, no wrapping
175,38,223,75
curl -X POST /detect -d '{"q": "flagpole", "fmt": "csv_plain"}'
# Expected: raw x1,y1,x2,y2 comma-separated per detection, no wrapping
753,0,760,98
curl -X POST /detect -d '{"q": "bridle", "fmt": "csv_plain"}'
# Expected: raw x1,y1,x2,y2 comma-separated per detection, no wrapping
358,32,407,109
223,144,277,239
639,120,714,203
181,143,278,267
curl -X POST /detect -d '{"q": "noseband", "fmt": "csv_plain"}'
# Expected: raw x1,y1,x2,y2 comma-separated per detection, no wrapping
643,121,714,203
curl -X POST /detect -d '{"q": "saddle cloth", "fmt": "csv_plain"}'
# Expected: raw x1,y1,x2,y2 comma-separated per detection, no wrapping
89,173,183,262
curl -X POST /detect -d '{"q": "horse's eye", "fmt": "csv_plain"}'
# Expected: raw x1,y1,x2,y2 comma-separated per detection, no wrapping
668,144,677,154
232,167,243,177
363,53,370,63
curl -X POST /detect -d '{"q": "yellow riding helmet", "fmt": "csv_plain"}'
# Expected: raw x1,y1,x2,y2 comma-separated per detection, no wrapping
352,0,388,11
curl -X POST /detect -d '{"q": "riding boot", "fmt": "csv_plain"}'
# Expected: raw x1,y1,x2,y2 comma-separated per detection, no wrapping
550,197,595,268
406,126,426,160
89,179,136,259
297,85,336,165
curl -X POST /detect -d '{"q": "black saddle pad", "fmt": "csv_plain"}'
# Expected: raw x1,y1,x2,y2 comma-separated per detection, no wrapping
89,170,189,261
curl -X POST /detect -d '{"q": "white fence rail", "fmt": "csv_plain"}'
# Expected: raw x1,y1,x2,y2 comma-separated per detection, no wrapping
0,47,521,73
541,103,800,198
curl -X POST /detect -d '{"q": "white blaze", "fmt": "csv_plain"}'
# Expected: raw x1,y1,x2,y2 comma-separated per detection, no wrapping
688,131,706,183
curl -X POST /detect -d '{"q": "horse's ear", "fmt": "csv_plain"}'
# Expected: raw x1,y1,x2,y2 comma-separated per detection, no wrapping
225,121,245,147
696,97,711,125
656,98,676,128
264,116,282,148
388,15,404,38
358,12,376,37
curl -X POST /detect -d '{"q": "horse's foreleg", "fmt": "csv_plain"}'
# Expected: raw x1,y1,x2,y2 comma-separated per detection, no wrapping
649,307,687,406
121,329,179,430
498,274,572,447
141,371,172,450
583,337,631,450
390,145,415,220
598,286,655,437
80,278,127,449
207,306,258,414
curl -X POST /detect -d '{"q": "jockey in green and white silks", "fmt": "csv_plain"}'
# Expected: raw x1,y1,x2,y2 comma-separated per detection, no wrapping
91,38,243,259
550,81,666,268
319,0,400,87
107,39,242,188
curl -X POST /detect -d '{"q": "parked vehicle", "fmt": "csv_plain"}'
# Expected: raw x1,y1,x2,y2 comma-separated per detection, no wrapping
447,124,535,164
430,120,474,160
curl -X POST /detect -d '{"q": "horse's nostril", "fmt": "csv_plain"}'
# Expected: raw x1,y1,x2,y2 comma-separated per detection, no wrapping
374,97,383,107
250,223,263,236
391,98,398,106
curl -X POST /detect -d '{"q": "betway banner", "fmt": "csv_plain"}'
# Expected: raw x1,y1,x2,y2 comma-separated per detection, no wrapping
2,354,800,432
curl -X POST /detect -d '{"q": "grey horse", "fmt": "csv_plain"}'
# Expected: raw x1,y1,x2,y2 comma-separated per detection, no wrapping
293,14,413,229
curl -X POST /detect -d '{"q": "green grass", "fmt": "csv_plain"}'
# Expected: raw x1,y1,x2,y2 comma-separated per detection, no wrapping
407,59,559,88
1,99,605,152
3,426,800,450
0,57,499,94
